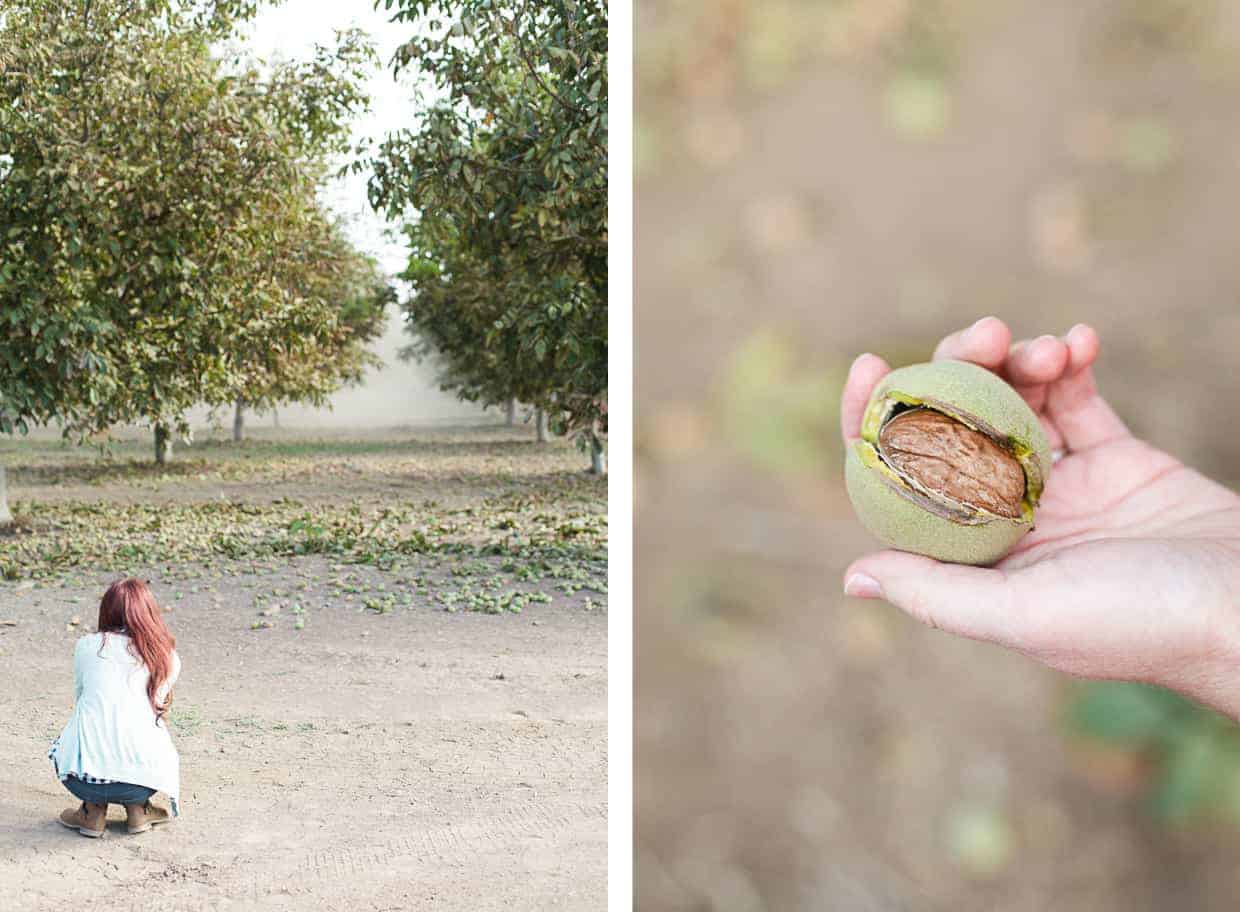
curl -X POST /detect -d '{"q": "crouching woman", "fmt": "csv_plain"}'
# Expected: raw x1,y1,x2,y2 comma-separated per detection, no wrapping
49,578,181,837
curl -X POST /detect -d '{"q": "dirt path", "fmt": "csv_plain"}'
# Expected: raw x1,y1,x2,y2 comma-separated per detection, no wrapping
0,557,606,910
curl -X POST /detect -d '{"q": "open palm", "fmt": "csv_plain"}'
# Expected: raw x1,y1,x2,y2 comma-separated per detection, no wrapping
841,318,1240,716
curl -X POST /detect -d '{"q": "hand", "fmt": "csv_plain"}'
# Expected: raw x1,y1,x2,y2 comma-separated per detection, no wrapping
840,317,1240,718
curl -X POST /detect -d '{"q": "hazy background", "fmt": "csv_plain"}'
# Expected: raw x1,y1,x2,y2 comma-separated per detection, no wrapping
184,320,494,431
636,1,1240,909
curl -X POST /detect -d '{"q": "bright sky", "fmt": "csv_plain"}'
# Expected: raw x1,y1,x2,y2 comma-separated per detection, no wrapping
238,0,425,279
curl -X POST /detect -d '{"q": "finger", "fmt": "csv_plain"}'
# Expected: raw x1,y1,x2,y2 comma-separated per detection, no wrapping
1005,334,1069,386
932,316,1012,369
1006,335,1069,447
1063,321,1100,373
843,550,1017,647
840,352,891,444
1010,390,1070,452
1046,324,1131,452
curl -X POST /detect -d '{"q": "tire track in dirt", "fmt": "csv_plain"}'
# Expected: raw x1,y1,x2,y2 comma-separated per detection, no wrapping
82,800,607,910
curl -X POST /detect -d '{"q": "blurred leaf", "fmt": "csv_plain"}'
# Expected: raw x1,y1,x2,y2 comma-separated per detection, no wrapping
664,561,787,664
634,117,661,180
945,802,1014,878
1150,724,1220,824
1066,682,1240,827
1215,738,1240,827
718,330,843,478
742,1,801,91
1065,681,1188,746
883,71,951,138
1120,117,1177,173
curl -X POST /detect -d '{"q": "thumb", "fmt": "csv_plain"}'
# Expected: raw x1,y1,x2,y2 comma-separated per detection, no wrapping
843,550,1018,647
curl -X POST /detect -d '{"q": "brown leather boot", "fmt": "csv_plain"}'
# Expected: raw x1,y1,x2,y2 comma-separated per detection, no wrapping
58,802,107,838
124,800,171,834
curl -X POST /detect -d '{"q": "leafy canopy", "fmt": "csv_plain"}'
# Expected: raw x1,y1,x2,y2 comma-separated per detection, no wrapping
0,0,388,439
367,0,607,438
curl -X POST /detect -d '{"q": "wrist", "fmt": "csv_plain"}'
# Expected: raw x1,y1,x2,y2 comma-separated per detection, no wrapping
1176,546,1240,720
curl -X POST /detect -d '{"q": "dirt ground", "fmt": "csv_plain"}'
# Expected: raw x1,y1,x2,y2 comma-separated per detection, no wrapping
0,427,607,911
636,1,1240,909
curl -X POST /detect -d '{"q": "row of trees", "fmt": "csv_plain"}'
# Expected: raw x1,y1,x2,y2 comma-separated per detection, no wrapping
370,0,608,472
0,0,608,513
0,0,390,472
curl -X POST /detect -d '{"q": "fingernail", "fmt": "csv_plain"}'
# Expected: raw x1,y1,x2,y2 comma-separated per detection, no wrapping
1029,334,1057,357
844,573,883,599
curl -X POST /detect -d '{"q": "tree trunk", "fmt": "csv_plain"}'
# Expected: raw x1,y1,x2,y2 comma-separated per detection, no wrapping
154,423,172,465
233,399,245,443
535,408,548,443
272,407,280,429
506,398,517,426
589,431,606,475
0,466,11,526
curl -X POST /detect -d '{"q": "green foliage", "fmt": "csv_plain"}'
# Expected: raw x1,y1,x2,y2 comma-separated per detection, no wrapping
1066,680,1186,744
229,215,393,415
3,491,606,585
0,436,607,618
719,329,844,478
0,428,606,591
1066,681,1240,826
0,0,387,446
367,0,607,445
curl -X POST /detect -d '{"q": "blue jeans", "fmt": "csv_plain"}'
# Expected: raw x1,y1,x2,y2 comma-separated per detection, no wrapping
62,776,155,806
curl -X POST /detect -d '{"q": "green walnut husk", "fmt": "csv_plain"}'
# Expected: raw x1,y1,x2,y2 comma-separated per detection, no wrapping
845,359,1052,566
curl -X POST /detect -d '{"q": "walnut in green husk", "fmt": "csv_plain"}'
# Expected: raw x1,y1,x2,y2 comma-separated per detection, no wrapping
845,360,1051,566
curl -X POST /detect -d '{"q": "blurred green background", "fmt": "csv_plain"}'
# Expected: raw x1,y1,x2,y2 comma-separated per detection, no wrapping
635,1,1240,909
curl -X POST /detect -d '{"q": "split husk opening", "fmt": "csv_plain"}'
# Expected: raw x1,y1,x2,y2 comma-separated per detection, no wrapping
857,391,1043,526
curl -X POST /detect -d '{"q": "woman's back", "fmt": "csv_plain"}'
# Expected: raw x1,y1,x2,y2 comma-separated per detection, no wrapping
74,632,180,736
52,630,182,814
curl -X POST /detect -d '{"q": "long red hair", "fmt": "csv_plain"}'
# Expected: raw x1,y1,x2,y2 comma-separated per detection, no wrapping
97,578,176,721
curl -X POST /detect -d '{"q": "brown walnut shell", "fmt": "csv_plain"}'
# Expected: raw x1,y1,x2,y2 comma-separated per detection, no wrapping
877,408,1025,519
